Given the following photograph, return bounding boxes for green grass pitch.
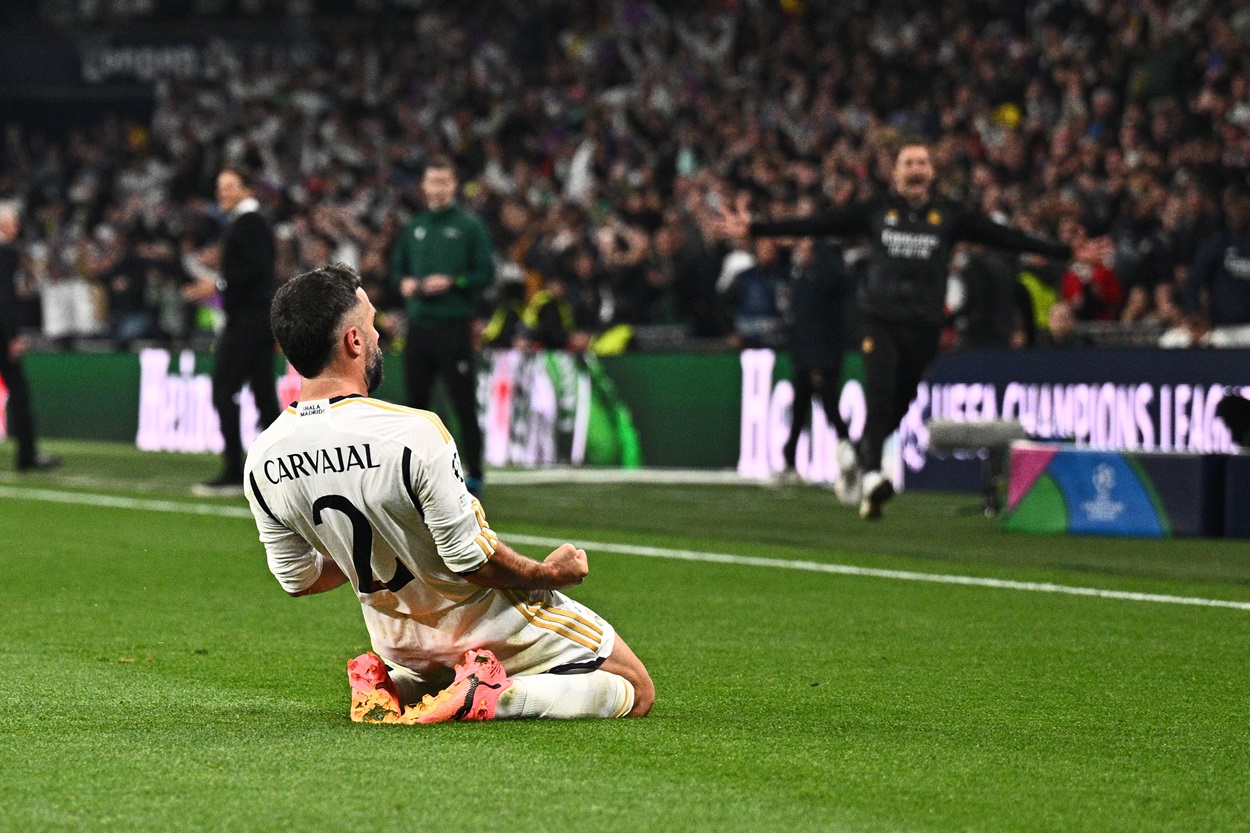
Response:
[2,439,1249,833]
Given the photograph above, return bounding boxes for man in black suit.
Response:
[185,168,281,493]
[0,202,59,472]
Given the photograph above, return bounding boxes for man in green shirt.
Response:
[392,157,495,497]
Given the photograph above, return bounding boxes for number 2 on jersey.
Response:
[312,494,415,594]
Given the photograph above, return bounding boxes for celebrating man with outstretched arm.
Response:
[721,139,1111,519]
[245,263,653,724]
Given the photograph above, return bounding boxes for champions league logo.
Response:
[1094,463,1115,493]
[1081,463,1126,523]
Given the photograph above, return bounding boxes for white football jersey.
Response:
[244,395,613,678]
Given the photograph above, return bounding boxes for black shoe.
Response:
[192,472,245,497]
[858,470,894,520]
[17,454,62,472]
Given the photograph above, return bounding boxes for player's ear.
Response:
[342,325,364,358]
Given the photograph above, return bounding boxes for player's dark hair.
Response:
[270,262,362,378]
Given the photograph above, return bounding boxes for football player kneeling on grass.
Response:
[245,263,653,723]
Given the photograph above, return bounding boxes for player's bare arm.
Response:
[461,542,588,590]
[289,557,350,597]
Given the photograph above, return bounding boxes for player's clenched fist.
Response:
[542,543,589,588]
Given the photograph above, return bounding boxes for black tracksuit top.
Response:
[751,193,1071,326]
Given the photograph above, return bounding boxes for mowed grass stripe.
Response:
[3,454,1248,833]
[5,484,1250,613]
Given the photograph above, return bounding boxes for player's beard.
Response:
[365,342,384,393]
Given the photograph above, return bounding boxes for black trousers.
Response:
[0,341,37,467]
[783,360,850,469]
[858,315,942,472]
[212,310,281,478]
[403,318,484,481]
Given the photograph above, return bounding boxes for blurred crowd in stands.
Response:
[3,0,1250,353]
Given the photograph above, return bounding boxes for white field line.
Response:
[0,485,254,518]
[3,485,1249,612]
[506,534,1250,612]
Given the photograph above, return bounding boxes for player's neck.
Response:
[298,373,368,402]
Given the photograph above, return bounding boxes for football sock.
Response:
[495,670,635,719]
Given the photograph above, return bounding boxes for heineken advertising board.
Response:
[126,348,640,467]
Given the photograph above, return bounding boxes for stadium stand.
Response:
[1,0,1249,352]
